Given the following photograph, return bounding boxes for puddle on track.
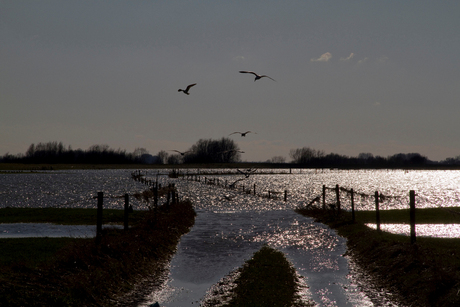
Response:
[140,210,403,307]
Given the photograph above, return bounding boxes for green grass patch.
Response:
[226,245,314,307]
[0,207,145,225]
[296,207,460,307]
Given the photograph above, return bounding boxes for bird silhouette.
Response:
[229,131,256,137]
[178,83,196,95]
[229,178,245,189]
[238,168,257,178]
[239,71,275,82]
[170,150,191,156]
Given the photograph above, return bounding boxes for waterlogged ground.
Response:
[139,174,410,306]
[1,168,460,210]
[2,169,460,306]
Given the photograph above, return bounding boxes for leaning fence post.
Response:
[124,193,129,230]
[322,185,326,210]
[351,188,355,223]
[97,192,103,241]
[375,191,380,231]
[410,190,416,244]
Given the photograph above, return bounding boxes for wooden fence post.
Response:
[322,185,326,210]
[254,184,256,195]
[336,184,341,214]
[172,184,176,204]
[284,190,287,202]
[153,186,158,208]
[410,190,416,244]
[351,188,355,223]
[124,194,129,230]
[97,192,103,241]
[166,184,171,208]
[375,191,380,231]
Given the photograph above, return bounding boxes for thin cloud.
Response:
[378,56,389,63]
[233,55,246,62]
[340,53,354,61]
[358,57,368,64]
[311,52,332,62]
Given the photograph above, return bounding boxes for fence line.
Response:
[133,170,457,244]
[313,184,420,243]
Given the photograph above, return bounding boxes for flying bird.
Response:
[239,71,275,82]
[229,131,256,137]
[229,178,245,189]
[178,83,197,95]
[238,168,257,178]
[170,150,191,156]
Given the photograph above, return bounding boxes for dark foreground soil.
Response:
[296,208,460,307]
[0,201,196,307]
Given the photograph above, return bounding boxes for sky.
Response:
[1,1,460,162]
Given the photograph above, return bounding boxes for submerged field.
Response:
[0,201,196,306]
[2,166,460,305]
[296,207,460,307]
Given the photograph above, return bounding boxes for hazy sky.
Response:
[2,1,460,162]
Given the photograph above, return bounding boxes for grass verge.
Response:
[223,245,314,307]
[0,200,196,307]
[296,207,460,307]
[0,207,146,225]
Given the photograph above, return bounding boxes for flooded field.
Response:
[1,168,460,306]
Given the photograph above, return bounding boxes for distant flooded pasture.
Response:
[1,168,460,306]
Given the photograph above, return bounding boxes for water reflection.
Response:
[0,223,123,238]
[2,169,460,211]
[2,169,458,306]
[141,210,357,307]
[365,223,460,238]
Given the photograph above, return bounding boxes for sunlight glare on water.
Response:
[2,169,458,306]
[365,223,460,238]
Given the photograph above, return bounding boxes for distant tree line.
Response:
[288,146,460,168]
[0,141,152,164]
[2,141,460,167]
[0,138,242,165]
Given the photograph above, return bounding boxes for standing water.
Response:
[2,169,460,306]
[139,170,426,306]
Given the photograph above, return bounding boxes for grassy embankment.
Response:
[224,245,315,307]
[0,201,196,306]
[296,207,460,307]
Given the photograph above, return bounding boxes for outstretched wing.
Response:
[228,132,241,136]
[239,71,259,77]
[185,83,197,91]
[261,75,275,81]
